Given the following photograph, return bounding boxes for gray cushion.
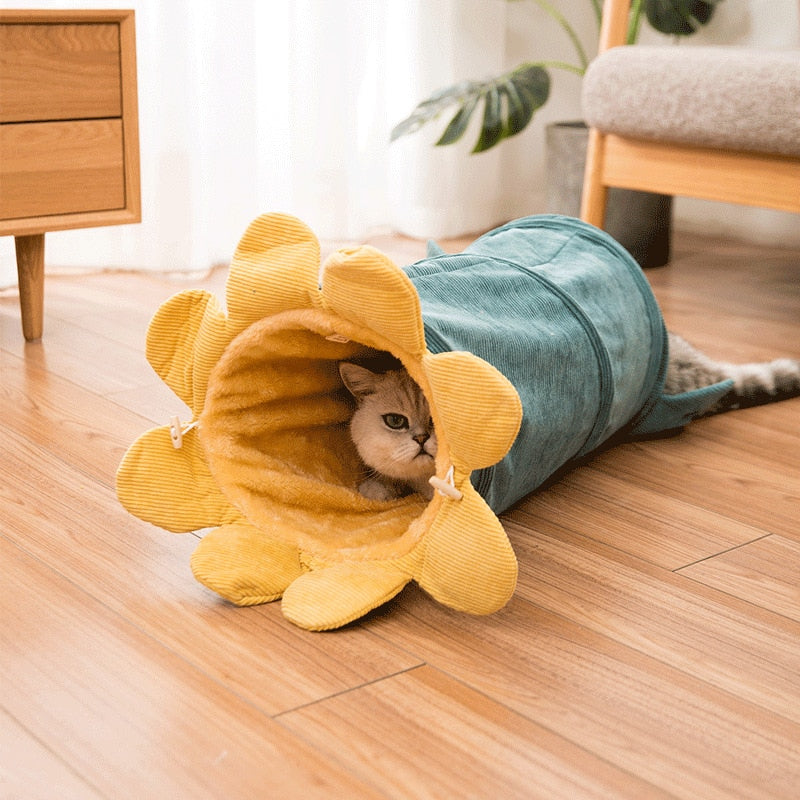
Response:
[582,46,800,157]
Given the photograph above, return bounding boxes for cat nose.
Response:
[413,432,429,446]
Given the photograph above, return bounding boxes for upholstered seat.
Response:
[583,46,800,158]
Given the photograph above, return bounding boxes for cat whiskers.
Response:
[394,444,427,466]
[357,465,384,481]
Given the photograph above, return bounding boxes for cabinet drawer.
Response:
[0,119,125,219]
[0,23,121,122]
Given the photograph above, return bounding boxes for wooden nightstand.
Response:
[0,9,140,340]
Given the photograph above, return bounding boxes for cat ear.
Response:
[338,362,378,398]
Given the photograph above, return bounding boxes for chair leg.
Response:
[580,128,609,229]
[15,234,45,341]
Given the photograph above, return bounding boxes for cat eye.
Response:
[382,413,409,430]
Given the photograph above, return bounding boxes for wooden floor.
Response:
[1,227,799,799]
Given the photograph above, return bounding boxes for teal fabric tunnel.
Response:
[404,215,732,513]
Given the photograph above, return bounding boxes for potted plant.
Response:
[391,0,723,266]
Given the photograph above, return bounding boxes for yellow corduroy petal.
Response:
[321,245,427,359]
[422,351,522,470]
[281,556,417,631]
[116,425,239,532]
[225,213,322,333]
[145,288,232,418]
[145,289,224,410]
[190,522,305,606]
[419,484,517,615]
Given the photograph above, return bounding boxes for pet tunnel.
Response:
[117,213,731,630]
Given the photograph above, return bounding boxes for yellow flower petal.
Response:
[190,301,238,415]
[418,483,517,614]
[321,246,427,358]
[116,425,238,532]
[281,559,413,630]
[225,213,321,333]
[423,351,522,470]
[145,290,225,410]
[190,522,304,606]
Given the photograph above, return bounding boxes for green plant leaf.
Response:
[504,64,550,137]
[644,0,721,36]
[500,82,532,138]
[473,86,503,153]
[512,63,551,99]
[435,94,481,146]
[390,80,479,142]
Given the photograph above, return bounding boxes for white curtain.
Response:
[2,0,798,287]
[1,0,546,285]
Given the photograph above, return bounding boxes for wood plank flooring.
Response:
[1,227,799,799]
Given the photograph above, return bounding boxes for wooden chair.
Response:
[580,0,800,236]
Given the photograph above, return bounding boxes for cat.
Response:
[664,333,800,412]
[339,361,437,501]
[340,338,800,501]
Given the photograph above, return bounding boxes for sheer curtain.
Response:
[0,0,536,286]
[3,0,797,288]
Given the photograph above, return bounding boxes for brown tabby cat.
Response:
[340,336,800,501]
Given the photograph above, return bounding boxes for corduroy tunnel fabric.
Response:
[406,215,732,512]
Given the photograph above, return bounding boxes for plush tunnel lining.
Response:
[199,308,432,560]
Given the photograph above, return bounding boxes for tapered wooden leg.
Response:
[15,234,45,341]
[580,128,609,229]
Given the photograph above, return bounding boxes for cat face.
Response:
[339,362,437,485]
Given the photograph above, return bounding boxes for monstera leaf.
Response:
[645,0,721,36]
[390,64,550,154]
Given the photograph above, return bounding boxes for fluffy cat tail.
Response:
[714,357,800,411]
[665,333,800,414]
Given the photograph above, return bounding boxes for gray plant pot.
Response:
[546,121,672,268]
